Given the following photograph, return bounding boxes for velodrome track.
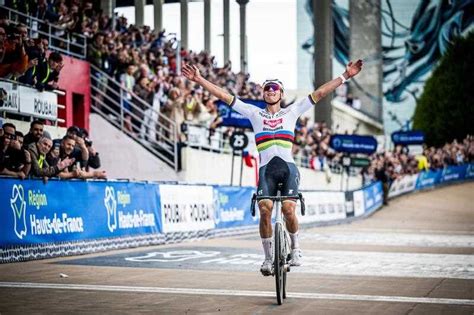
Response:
[0,182,473,314]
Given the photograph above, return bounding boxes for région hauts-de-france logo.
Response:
[104,186,117,232]
[10,184,27,239]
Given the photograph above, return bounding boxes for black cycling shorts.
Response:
[257,157,300,198]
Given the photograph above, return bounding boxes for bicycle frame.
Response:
[250,192,305,305]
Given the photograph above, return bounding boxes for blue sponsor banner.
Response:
[391,130,425,145]
[416,169,442,189]
[466,164,474,179]
[1,178,161,246]
[440,165,467,183]
[216,99,265,128]
[363,181,383,213]
[213,185,257,229]
[330,134,378,155]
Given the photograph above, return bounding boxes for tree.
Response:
[413,31,474,146]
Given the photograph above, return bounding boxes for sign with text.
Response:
[0,179,160,246]
[391,131,425,145]
[159,184,215,233]
[330,134,378,155]
[0,80,59,120]
[0,81,20,113]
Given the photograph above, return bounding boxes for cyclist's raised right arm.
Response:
[182,64,233,105]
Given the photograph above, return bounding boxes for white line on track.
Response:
[0,282,473,306]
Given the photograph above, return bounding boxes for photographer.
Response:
[1,130,32,179]
[80,128,101,170]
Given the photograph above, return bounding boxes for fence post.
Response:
[120,89,124,131]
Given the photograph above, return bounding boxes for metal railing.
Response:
[90,64,178,171]
[183,122,234,153]
[182,122,354,174]
[1,5,87,59]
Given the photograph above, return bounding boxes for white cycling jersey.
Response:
[230,95,316,167]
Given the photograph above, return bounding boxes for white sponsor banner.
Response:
[353,190,365,217]
[0,81,20,113]
[159,185,215,233]
[388,174,418,198]
[297,191,346,223]
[18,85,58,120]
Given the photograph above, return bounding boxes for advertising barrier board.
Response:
[0,179,160,246]
[296,191,347,223]
[159,184,215,233]
[213,186,256,229]
[388,174,418,198]
[363,181,383,213]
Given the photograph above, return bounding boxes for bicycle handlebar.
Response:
[250,193,305,217]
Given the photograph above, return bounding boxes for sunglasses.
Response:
[4,133,16,140]
[263,83,281,92]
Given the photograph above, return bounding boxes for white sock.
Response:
[261,237,272,260]
[289,231,300,250]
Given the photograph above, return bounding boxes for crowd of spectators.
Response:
[290,116,474,180]
[0,120,106,181]
[2,1,473,186]
[0,15,64,90]
[362,135,474,184]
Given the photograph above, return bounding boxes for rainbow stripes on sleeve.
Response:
[255,130,294,152]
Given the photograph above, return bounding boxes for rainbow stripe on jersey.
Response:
[255,130,294,152]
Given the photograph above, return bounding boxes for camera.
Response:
[84,137,93,147]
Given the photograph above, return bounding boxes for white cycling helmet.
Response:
[262,79,284,92]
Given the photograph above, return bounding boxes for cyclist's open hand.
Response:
[182,64,201,82]
[346,59,363,78]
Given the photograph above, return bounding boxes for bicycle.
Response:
[250,189,305,305]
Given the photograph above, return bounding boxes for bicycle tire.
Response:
[283,231,289,299]
[274,222,284,305]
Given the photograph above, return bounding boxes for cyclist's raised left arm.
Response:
[310,59,363,104]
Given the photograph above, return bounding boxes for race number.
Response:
[230,131,249,150]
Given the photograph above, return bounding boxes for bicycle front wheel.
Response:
[274,222,284,305]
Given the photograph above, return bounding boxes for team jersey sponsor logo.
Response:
[263,118,283,128]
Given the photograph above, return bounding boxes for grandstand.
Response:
[0,1,473,313]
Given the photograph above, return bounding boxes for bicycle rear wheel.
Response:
[274,222,284,305]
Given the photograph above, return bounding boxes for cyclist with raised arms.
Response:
[182,60,363,275]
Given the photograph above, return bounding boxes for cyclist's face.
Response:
[263,84,282,104]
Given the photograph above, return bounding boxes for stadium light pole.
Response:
[223,0,230,64]
[101,0,116,29]
[204,0,211,52]
[180,0,189,50]
[237,0,249,74]
[134,0,145,26]
[349,0,383,123]
[154,0,164,34]
[313,0,333,127]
